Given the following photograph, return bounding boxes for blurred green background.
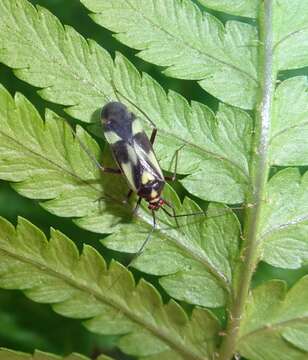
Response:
[0,1,307,359]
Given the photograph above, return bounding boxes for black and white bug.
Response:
[102,101,173,213]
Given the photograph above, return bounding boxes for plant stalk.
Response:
[217,2,276,359]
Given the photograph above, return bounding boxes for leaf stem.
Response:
[218,2,276,359]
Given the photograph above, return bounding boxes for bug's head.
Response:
[148,197,165,211]
[138,180,165,210]
[101,101,129,123]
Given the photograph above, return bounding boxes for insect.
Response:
[102,102,177,211]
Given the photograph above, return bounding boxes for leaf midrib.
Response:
[260,214,308,241]
[0,246,206,360]
[273,26,308,52]
[269,120,308,144]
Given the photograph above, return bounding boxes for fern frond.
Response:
[0,86,240,306]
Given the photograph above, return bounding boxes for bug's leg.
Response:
[122,189,133,204]
[103,167,122,174]
[162,199,180,228]
[150,128,158,145]
[128,210,157,267]
[72,124,121,174]
[133,197,142,216]
[164,144,185,181]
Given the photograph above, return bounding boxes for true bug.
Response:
[101,102,177,212]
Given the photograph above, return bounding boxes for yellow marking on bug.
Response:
[132,118,144,134]
[121,162,137,191]
[104,131,122,144]
[142,171,155,185]
[126,144,138,165]
[151,190,158,199]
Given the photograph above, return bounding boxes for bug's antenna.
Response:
[161,203,255,220]
[107,210,157,291]
[73,130,105,172]
[110,81,157,129]
[132,209,157,260]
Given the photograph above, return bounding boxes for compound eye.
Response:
[159,199,164,206]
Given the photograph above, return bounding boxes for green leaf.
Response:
[273,0,308,71]
[258,168,308,269]
[97,356,114,360]
[0,0,114,122]
[197,0,258,18]
[0,85,108,218]
[0,0,252,204]
[81,0,258,109]
[113,54,252,204]
[0,348,110,360]
[0,85,241,306]
[270,77,308,166]
[238,277,308,360]
[0,216,219,360]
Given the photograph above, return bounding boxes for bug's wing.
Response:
[115,135,164,193]
[132,131,164,183]
[111,132,164,193]
[110,140,139,192]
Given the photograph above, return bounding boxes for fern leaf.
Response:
[0,0,252,204]
[270,77,308,165]
[0,86,106,218]
[0,216,219,360]
[0,86,239,306]
[238,277,308,359]
[259,168,308,269]
[0,0,114,122]
[81,0,258,109]
[273,0,308,70]
[196,0,258,18]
